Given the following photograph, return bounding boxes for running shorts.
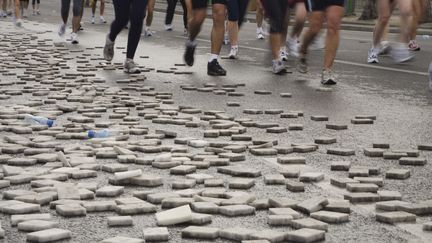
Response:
[192,0,227,9]
[305,0,344,11]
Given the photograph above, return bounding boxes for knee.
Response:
[399,8,412,18]
[378,15,390,25]
[327,19,341,33]
[212,8,225,23]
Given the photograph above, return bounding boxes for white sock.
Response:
[208,54,218,63]
[257,27,263,33]
[186,40,196,47]
[146,25,150,30]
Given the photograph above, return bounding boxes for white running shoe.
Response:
[256,28,265,40]
[124,58,141,74]
[280,48,288,62]
[100,16,106,23]
[257,32,264,40]
[14,18,22,27]
[378,41,391,55]
[91,16,95,24]
[58,23,66,36]
[287,37,299,57]
[391,45,414,63]
[311,36,325,50]
[164,24,173,31]
[70,32,79,44]
[272,60,286,74]
[228,46,238,59]
[367,48,379,64]
[321,69,337,85]
[144,27,153,37]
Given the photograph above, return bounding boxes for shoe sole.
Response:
[124,70,141,74]
[207,72,226,76]
[273,69,287,75]
[321,80,337,85]
[393,56,414,64]
[297,67,308,74]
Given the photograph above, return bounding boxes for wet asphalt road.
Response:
[0,1,432,242]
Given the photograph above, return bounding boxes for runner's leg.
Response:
[323,5,344,71]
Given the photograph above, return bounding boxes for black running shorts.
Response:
[192,0,227,9]
[305,0,344,12]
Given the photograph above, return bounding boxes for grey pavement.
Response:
[0,1,431,243]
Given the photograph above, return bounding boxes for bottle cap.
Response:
[47,119,54,128]
[88,130,95,138]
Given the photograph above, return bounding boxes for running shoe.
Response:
[184,42,196,66]
[280,48,288,62]
[297,57,308,74]
[256,28,265,40]
[14,18,22,27]
[391,46,414,63]
[144,27,153,37]
[183,28,188,37]
[272,60,286,75]
[408,40,420,51]
[124,59,141,74]
[32,11,36,16]
[228,46,238,59]
[103,35,114,61]
[367,48,379,64]
[257,32,264,40]
[287,37,299,57]
[91,16,95,24]
[310,36,325,50]
[78,23,83,31]
[321,69,337,85]
[207,59,227,76]
[36,10,40,15]
[58,23,66,36]
[378,41,391,55]
[100,16,106,23]
[0,11,5,17]
[70,32,79,44]
[164,24,173,31]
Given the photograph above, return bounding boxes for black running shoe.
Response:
[207,59,227,76]
[184,43,196,66]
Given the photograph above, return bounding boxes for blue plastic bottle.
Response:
[88,129,119,138]
[24,114,54,127]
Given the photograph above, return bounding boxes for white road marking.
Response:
[175,36,428,77]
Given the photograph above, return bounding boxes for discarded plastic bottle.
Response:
[429,62,432,91]
[24,114,54,127]
[87,129,119,138]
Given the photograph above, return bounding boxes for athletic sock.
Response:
[208,54,219,63]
